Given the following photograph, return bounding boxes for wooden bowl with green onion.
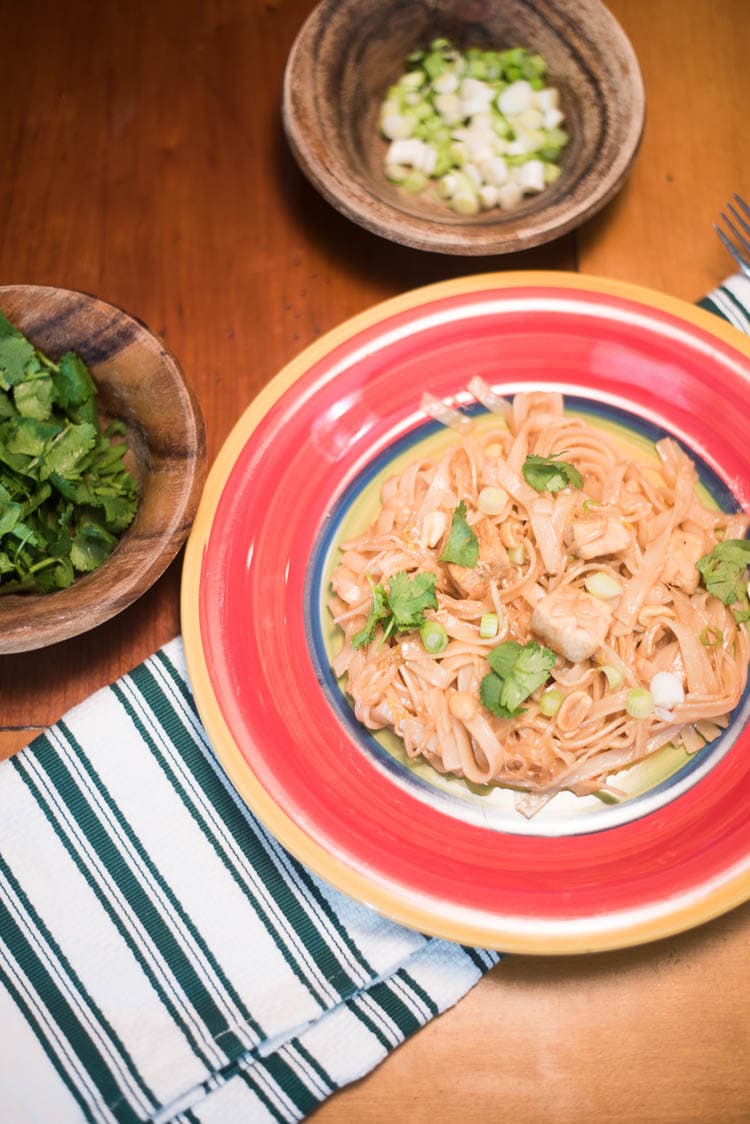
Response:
[0,284,206,653]
[282,0,645,255]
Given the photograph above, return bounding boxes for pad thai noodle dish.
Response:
[327,385,750,817]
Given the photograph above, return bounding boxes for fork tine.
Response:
[715,194,750,278]
[714,222,750,279]
[728,200,750,240]
[722,211,750,258]
[733,193,750,221]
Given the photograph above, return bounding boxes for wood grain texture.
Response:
[0,284,206,653]
[577,0,750,301]
[0,0,748,1121]
[0,0,575,728]
[283,0,645,254]
[316,902,750,1123]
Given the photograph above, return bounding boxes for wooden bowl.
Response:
[0,285,206,653]
[283,0,645,255]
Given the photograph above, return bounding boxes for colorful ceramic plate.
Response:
[181,272,750,954]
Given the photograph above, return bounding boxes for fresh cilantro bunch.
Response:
[522,453,583,493]
[0,311,140,593]
[352,570,438,648]
[696,539,750,623]
[480,639,556,718]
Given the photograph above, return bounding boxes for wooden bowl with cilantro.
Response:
[0,284,206,652]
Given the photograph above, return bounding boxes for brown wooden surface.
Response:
[1,1,748,1120]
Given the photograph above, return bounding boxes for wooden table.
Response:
[1,1,748,1119]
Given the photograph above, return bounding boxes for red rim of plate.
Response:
[181,272,750,954]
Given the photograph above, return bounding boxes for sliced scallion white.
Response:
[539,687,564,717]
[479,612,499,639]
[477,485,508,516]
[699,625,723,647]
[601,664,625,691]
[421,619,449,653]
[626,687,654,719]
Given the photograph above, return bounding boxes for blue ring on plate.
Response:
[305,395,748,837]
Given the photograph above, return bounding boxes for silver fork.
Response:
[715,194,750,277]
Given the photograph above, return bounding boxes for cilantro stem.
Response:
[36,352,60,373]
[28,555,61,574]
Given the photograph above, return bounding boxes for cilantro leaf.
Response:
[480,640,556,718]
[0,334,38,389]
[0,312,141,593]
[3,417,61,457]
[351,579,390,649]
[0,500,22,537]
[13,376,55,420]
[387,571,438,628]
[0,388,17,419]
[439,500,479,567]
[53,351,97,412]
[478,670,506,717]
[0,311,17,339]
[96,491,139,532]
[40,422,98,480]
[522,453,583,493]
[70,514,118,572]
[350,571,437,649]
[696,538,750,623]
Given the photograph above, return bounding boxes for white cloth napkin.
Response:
[0,638,498,1124]
[0,275,747,1123]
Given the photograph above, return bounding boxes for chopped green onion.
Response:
[626,687,653,719]
[400,70,425,91]
[479,613,499,639]
[601,664,625,691]
[420,619,448,654]
[379,40,568,214]
[403,170,428,193]
[700,625,723,647]
[477,486,508,516]
[450,184,479,215]
[539,687,564,716]
[584,572,622,601]
[385,163,409,184]
[508,545,525,565]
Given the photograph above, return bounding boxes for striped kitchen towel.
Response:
[0,637,499,1124]
[697,272,750,331]
[0,273,747,1124]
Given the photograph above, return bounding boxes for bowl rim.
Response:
[282,0,646,255]
[0,283,207,653]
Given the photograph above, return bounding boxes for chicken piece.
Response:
[661,529,704,594]
[445,517,511,600]
[531,586,613,663]
[566,512,631,560]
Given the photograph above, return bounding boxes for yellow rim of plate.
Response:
[181,270,750,955]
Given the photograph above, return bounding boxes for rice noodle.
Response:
[328,392,749,813]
